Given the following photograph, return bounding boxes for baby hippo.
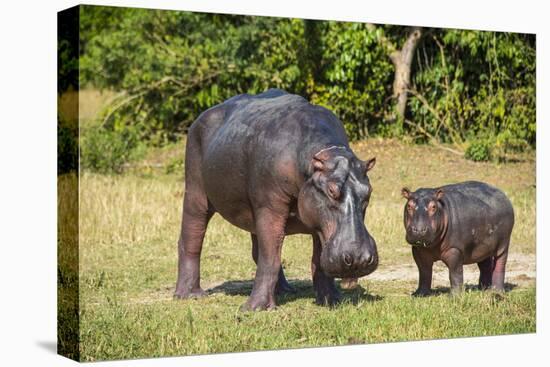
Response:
[401,181,514,296]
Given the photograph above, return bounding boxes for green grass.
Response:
[63,138,536,362]
[79,285,535,361]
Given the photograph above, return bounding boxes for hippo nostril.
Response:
[366,254,375,266]
[362,254,372,267]
[343,253,353,267]
[411,226,427,235]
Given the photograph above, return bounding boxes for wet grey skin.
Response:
[401,181,514,296]
[174,89,378,310]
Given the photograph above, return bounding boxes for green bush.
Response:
[164,156,184,175]
[464,130,531,162]
[464,140,491,162]
[311,22,393,139]
[409,31,535,148]
[81,126,145,174]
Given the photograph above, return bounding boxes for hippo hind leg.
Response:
[491,245,510,292]
[174,128,215,300]
[477,257,493,290]
[174,198,214,299]
[252,234,295,295]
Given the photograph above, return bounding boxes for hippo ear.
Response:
[435,189,444,201]
[401,187,411,199]
[312,158,325,171]
[365,157,376,173]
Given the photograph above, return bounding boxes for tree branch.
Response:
[100,70,225,128]
[406,87,464,146]
[366,23,397,55]
[404,119,464,156]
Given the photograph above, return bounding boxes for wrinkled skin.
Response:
[174,89,378,310]
[401,181,514,296]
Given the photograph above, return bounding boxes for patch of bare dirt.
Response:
[367,252,536,287]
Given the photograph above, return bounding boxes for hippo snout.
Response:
[321,238,378,278]
[406,226,433,247]
[410,226,428,235]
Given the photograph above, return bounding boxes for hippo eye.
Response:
[428,202,437,215]
[327,182,341,201]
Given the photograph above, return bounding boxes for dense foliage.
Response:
[77,5,535,172]
[409,30,535,155]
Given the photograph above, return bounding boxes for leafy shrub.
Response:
[164,156,184,175]
[81,126,145,174]
[312,22,393,139]
[465,140,491,162]
[409,31,535,149]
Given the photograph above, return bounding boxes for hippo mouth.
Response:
[410,240,430,248]
[323,265,378,279]
[406,231,434,248]
[406,236,435,248]
[320,253,379,279]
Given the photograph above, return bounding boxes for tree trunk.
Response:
[390,27,423,122]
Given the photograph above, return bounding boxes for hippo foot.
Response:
[314,275,341,306]
[412,289,431,297]
[340,278,359,290]
[240,296,277,312]
[173,287,207,300]
[315,291,341,307]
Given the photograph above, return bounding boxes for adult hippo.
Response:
[401,181,514,296]
[175,89,378,310]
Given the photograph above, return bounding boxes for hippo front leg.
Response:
[241,209,287,311]
[251,234,295,295]
[412,247,433,297]
[441,248,464,295]
[312,235,341,306]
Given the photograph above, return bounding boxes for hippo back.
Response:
[201,89,350,179]
[440,181,514,217]
[438,181,514,249]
